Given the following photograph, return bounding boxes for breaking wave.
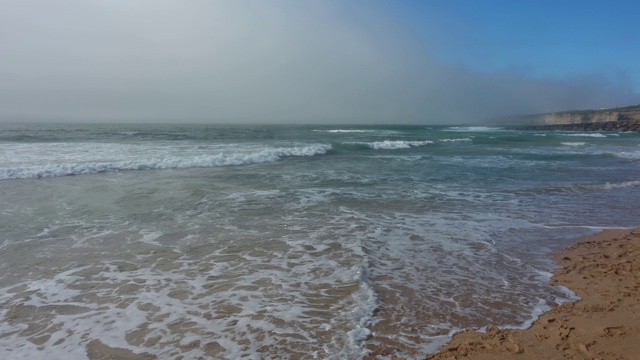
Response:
[439,138,473,142]
[563,133,607,138]
[314,129,376,133]
[347,140,434,150]
[613,150,640,160]
[561,142,586,146]
[0,144,332,180]
[604,180,640,190]
[445,126,503,132]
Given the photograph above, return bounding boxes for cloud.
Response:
[0,0,638,124]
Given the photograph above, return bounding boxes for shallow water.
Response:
[1,124,639,359]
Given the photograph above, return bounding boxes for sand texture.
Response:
[426,227,640,360]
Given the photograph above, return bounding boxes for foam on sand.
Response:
[427,227,640,359]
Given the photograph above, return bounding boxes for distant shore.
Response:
[426,227,640,359]
[510,119,640,132]
[491,104,640,129]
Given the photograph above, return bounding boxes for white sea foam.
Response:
[0,143,331,180]
[314,129,375,133]
[138,230,164,246]
[496,298,552,331]
[439,138,472,142]
[2,123,639,359]
[445,126,503,132]
[343,267,377,359]
[542,225,609,231]
[356,140,433,150]
[604,180,640,189]
[561,142,586,146]
[0,237,371,359]
[613,150,640,159]
[563,133,607,138]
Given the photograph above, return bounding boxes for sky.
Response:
[1,0,639,124]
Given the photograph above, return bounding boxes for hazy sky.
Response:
[1,0,639,124]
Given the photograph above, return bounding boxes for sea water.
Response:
[0,124,639,359]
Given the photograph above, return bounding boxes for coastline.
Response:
[425,227,640,360]
[509,119,640,132]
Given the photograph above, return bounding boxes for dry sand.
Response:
[426,227,640,360]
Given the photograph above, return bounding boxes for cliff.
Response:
[492,104,640,127]
[513,119,640,132]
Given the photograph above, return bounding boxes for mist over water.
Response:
[1,124,639,359]
[1,1,639,124]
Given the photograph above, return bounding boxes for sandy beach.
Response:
[426,227,640,360]
[79,227,640,360]
[2,124,639,359]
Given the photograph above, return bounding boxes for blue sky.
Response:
[0,0,639,124]
[390,0,640,88]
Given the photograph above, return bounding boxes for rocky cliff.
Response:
[513,119,640,132]
[492,104,640,127]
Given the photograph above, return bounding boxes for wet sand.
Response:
[21,228,640,359]
[426,227,640,360]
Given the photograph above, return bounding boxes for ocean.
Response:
[0,123,639,359]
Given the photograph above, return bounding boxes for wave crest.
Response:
[350,140,433,150]
[0,144,332,180]
[563,133,607,138]
[604,180,640,189]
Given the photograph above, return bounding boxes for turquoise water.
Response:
[1,124,639,359]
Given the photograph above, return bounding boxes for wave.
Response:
[538,180,640,193]
[0,144,331,180]
[313,129,375,133]
[445,126,503,132]
[352,140,434,150]
[439,138,473,142]
[604,180,640,189]
[563,133,607,138]
[561,142,586,146]
[613,150,640,160]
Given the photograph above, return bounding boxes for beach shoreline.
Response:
[425,227,640,360]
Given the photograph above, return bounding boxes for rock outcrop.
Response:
[513,119,640,132]
[491,104,640,131]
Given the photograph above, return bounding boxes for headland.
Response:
[491,104,640,131]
